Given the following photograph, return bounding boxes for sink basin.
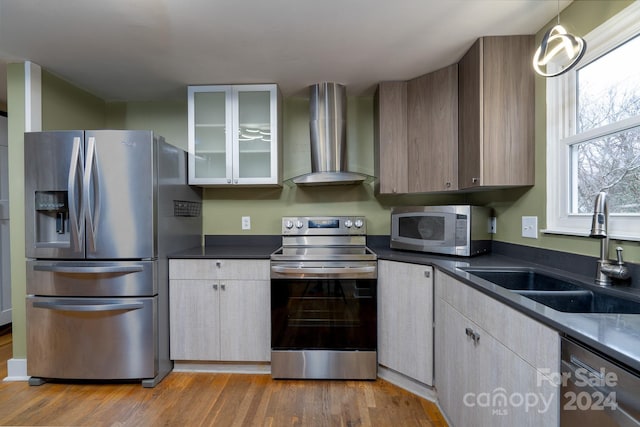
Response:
[514,289,640,314]
[461,267,640,314]
[462,268,584,291]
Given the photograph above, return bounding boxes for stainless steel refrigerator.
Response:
[24,130,202,387]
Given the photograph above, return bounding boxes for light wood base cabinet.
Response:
[378,260,433,385]
[169,259,270,362]
[434,270,559,426]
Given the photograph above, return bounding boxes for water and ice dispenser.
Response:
[34,190,69,243]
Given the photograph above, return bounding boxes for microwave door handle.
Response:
[67,136,84,251]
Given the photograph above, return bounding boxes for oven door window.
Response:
[271,278,377,351]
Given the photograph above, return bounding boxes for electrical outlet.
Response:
[522,216,538,239]
[241,216,251,230]
[489,217,497,234]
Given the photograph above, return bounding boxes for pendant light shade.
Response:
[533,24,586,77]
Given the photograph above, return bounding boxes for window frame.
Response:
[545,2,640,241]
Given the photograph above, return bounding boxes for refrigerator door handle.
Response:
[33,264,145,274]
[33,301,145,312]
[83,136,101,253]
[67,136,85,251]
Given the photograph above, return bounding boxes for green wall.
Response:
[104,0,640,262]
[6,0,640,363]
[7,67,108,359]
[41,71,106,130]
[106,95,465,236]
[470,0,639,263]
[106,101,188,149]
[7,63,27,360]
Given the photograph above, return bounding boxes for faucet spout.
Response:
[589,191,631,286]
[590,191,608,238]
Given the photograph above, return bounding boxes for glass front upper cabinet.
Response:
[188,84,281,186]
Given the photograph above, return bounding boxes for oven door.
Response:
[270,261,377,379]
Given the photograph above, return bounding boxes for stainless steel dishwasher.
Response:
[561,336,640,426]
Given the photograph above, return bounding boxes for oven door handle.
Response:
[271,265,376,275]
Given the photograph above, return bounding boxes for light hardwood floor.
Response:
[0,331,447,426]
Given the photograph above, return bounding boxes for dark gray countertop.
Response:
[171,244,279,259]
[371,242,640,374]
[170,237,640,373]
[169,235,280,259]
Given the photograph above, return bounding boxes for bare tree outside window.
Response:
[571,35,640,213]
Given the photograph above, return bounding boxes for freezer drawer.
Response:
[26,296,157,380]
[26,260,156,297]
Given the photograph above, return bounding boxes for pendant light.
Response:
[532,1,586,77]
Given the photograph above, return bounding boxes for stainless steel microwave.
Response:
[390,205,492,256]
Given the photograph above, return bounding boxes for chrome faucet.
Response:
[589,191,631,286]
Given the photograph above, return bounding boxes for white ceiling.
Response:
[0,0,570,104]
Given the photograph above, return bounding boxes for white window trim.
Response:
[545,1,640,241]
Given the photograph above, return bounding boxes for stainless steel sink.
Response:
[461,267,640,314]
[461,269,583,291]
[514,289,640,314]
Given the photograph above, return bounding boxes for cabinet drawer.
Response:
[27,296,156,379]
[170,259,270,280]
[436,270,559,373]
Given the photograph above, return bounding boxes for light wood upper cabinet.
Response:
[374,81,408,194]
[375,64,458,194]
[458,36,535,189]
[407,64,458,192]
[188,84,282,186]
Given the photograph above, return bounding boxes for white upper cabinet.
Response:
[188,84,281,186]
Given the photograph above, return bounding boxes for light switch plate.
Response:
[522,216,538,239]
[241,216,251,230]
[489,217,497,234]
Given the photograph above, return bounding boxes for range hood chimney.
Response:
[293,82,366,186]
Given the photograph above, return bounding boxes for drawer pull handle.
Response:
[34,265,144,274]
[33,301,144,312]
[465,327,480,345]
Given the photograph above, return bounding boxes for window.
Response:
[546,2,640,240]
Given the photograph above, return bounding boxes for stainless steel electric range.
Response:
[270,216,377,380]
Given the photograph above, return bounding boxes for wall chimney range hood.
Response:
[293,82,367,186]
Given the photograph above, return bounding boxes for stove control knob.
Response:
[295,220,304,229]
[344,219,353,228]
[284,220,294,229]
[354,219,364,228]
